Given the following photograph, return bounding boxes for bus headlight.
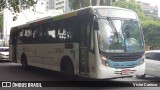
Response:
[100,54,109,67]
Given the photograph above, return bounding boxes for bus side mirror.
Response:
[94,20,99,30]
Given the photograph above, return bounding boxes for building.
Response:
[55,0,70,12]
[138,1,159,16]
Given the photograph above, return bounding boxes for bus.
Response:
[9,6,145,79]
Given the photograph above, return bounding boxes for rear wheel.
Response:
[21,55,28,70]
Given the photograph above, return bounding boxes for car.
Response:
[0,47,9,61]
[137,50,160,78]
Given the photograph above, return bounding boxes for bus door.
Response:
[79,20,91,75]
[10,30,17,62]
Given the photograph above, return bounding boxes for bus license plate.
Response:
[122,69,130,75]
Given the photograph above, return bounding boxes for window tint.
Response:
[23,28,33,43]
[12,16,93,44]
[44,23,56,42]
[33,26,44,42]
[16,30,23,43]
[57,21,74,42]
[145,53,151,59]
[146,52,160,61]
[15,28,34,44]
[150,52,160,61]
[58,28,67,40]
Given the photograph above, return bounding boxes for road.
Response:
[0,61,160,90]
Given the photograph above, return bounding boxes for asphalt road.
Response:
[0,61,160,90]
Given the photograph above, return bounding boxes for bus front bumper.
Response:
[96,63,145,79]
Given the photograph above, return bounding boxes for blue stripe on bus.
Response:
[108,59,141,68]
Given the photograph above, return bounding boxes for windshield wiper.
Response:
[107,17,119,42]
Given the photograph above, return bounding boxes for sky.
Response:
[136,0,160,16]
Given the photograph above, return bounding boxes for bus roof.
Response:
[11,6,136,30]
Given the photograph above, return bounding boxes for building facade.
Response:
[55,0,70,12]
[138,1,159,16]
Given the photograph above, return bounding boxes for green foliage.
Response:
[0,0,37,31]
[0,0,37,13]
[141,20,160,49]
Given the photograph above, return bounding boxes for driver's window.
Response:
[145,53,151,59]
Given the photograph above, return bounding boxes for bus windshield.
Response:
[98,18,144,53]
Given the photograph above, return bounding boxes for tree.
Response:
[0,0,37,20]
[141,20,160,49]
[0,0,37,13]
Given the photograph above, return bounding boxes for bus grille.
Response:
[107,54,141,62]
[108,59,141,68]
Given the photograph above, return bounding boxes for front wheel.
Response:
[136,74,145,79]
[61,62,75,80]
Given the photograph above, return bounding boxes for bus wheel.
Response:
[21,55,28,70]
[136,74,145,79]
[61,61,75,80]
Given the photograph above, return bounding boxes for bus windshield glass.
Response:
[98,18,144,53]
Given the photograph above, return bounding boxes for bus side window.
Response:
[33,30,37,39]
[44,22,56,43]
[32,26,44,43]
[57,21,74,42]
[58,29,66,40]
[66,27,73,42]
[17,30,23,43]
[33,30,40,42]
[23,29,33,43]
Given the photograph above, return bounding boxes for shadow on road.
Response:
[141,76,160,82]
[1,62,160,88]
[21,66,133,87]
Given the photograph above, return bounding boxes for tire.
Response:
[136,74,145,79]
[21,55,28,70]
[61,61,75,80]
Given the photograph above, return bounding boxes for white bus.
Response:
[9,6,145,79]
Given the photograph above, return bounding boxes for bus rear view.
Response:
[94,7,145,79]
